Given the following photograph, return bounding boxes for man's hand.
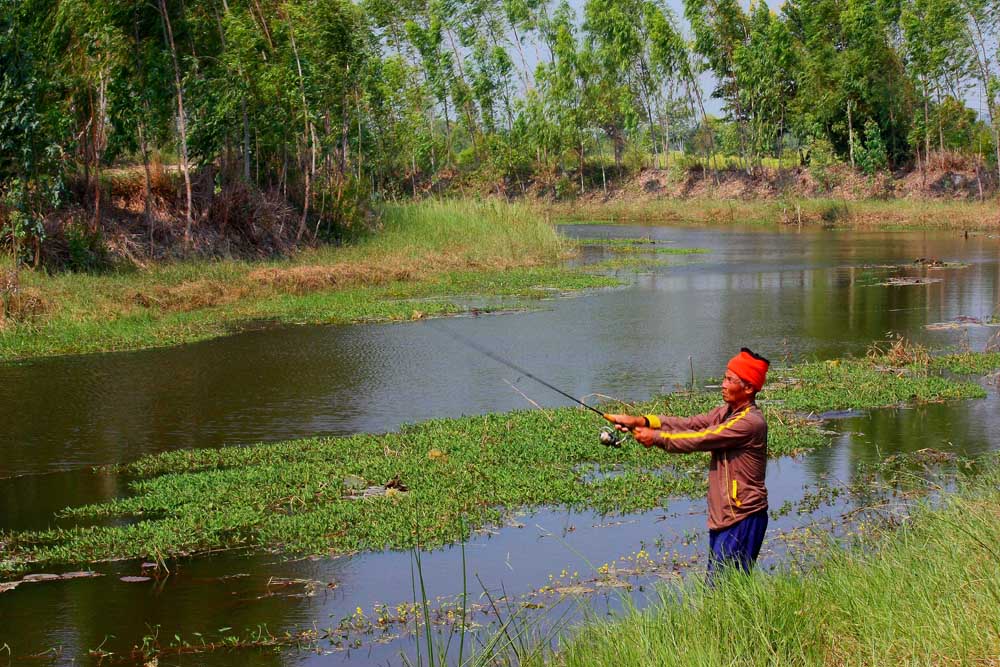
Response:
[604,414,647,432]
[632,427,659,448]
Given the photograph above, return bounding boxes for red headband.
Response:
[727,348,769,392]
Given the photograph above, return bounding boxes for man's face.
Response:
[722,370,754,406]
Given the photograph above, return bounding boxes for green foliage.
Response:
[62,220,109,272]
[806,138,841,191]
[1,182,42,265]
[785,0,913,166]
[855,118,889,176]
[0,0,998,254]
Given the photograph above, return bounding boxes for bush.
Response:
[1,180,46,267]
[855,119,888,176]
[670,152,705,180]
[553,174,575,200]
[62,220,109,272]
[807,138,841,191]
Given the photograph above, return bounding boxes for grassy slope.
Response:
[539,458,1000,667]
[1,200,619,360]
[0,352,993,577]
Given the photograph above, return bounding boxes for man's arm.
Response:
[647,411,716,432]
[605,406,721,433]
[634,406,757,453]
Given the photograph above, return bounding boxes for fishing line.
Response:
[425,320,609,421]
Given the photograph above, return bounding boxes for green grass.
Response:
[554,197,1000,230]
[762,357,984,412]
[536,456,1000,666]
[587,257,675,271]
[573,237,710,254]
[0,350,987,578]
[606,246,709,255]
[1,201,621,360]
[576,239,710,271]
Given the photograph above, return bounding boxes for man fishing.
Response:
[605,348,770,581]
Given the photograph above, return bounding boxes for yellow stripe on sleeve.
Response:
[658,407,752,442]
[645,414,661,429]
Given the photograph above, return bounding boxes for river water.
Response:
[1,224,998,664]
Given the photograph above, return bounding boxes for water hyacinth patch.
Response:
[0,351,989,577]
[930,351,1000,376]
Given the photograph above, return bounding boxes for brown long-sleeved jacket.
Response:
[646,402,767,531]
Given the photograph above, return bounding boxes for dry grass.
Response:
[126,247,551,314]
[0,267,47,330]
[135,279,251,312]
[867,335,932,368]
[923,149,985,173]
[248,262,418,293]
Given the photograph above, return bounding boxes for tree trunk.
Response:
[89,88,101,233]
[283,8,313,242]
[596,129,607,194]
[936,87,944,152]
[159,0,194,245]
[508,20,533,93]
[133,12,154,255]
[923,80,930,172]
[682,61,718,183]
[242,100,251,183]
[847,99,854,168]
[443,26,481,159]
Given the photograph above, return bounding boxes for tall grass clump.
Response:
[368,200,567,264]
[537,457,1000,666]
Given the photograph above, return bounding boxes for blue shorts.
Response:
[707,508,768,583]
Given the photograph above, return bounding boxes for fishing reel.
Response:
[599,426,627,448]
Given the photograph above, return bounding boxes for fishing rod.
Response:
[426,320,629,447]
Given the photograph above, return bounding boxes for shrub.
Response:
[855,119,888,176]
[807,138,841,191]
[62,220,109,272]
